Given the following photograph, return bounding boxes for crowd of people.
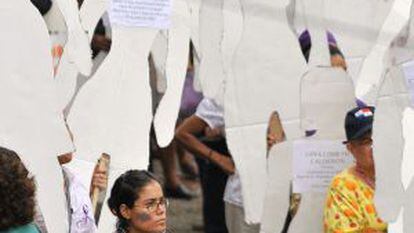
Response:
[0,103,385,233]
[0,1,389,233]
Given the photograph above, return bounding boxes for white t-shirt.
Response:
[62,166,97,233]
[195,98,243,207]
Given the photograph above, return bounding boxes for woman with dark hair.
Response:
[0,147,40,233]
[108,170,168,233]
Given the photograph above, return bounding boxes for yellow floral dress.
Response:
[323,168,387,233]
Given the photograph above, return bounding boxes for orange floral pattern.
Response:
[323,169,387,233]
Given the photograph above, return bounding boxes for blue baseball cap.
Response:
[343,106,375,144]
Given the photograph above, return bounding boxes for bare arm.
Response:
[175,115,235,175]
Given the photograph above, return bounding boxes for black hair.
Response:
[107,170,161,233]
[0,147,36,231]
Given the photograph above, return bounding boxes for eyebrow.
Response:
[142,197,164,203]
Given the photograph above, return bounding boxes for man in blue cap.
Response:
[323,106,388,233]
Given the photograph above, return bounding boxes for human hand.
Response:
[90,164,108,192]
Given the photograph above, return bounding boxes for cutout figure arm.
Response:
[355,0,413,104]
[153,0,191,147]
[55,0,92,76]
[175,115,235,174]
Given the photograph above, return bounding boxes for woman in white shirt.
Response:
[176,98,261,233]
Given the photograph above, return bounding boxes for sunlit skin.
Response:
[120,181,167,233]
[346,132,375,188]
[57,152,73,165]
[331,54,347,71]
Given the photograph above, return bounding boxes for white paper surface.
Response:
[324,0,394,58]
[153,0,191,147]
[302,0,330,67]
[151,31,168,93]
[401,107,414,190]
[300,67,356,136]
[198,0,226,100]
[402,61,414,106]
[65,28,159,232]
[57,0,109,113]
[288,193,325,233]
[109,0,172,29]
[67,28,157,169]
[405,180,414,232]
[0,1,74,232]
[292,140,353,193]
[55,0,93,76]
[187,0,202,54]
[373,66,408,222]
[389,2,414,66]
[226,0,307,223]
[260,141,293,233]
[260,120,302,232]
[43,0,67,32]
[389,209,404,233]
[355,0,412,104]
[346,57,364,85]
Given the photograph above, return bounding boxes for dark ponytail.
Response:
[107,170,161,233]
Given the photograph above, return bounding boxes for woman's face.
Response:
[121,181,167,233]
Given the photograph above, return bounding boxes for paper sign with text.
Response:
[293,139,354,193]
[109,0,172,29]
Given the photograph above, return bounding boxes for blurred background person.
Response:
[149,44,201,199]
[0,147,40,233]
[175,97,231,233]
[175,96,285,233]
[324,106,387,233]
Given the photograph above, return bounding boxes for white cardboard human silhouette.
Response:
[260,121,302,233]
[0,1,73,232]
[225,0,307,223]
[68,25,159,230]
[153,0,191,147]
[355,0,412,105]
[56,0,107,113]
[373,63,413,232]
[260,142,294,233]
[54,0,92,76]
[362,2,414,231]
[198,0,226,99]
[285,1,355,232]
[67,0,190,230]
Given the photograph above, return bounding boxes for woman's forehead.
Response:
[137,181,164,200]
